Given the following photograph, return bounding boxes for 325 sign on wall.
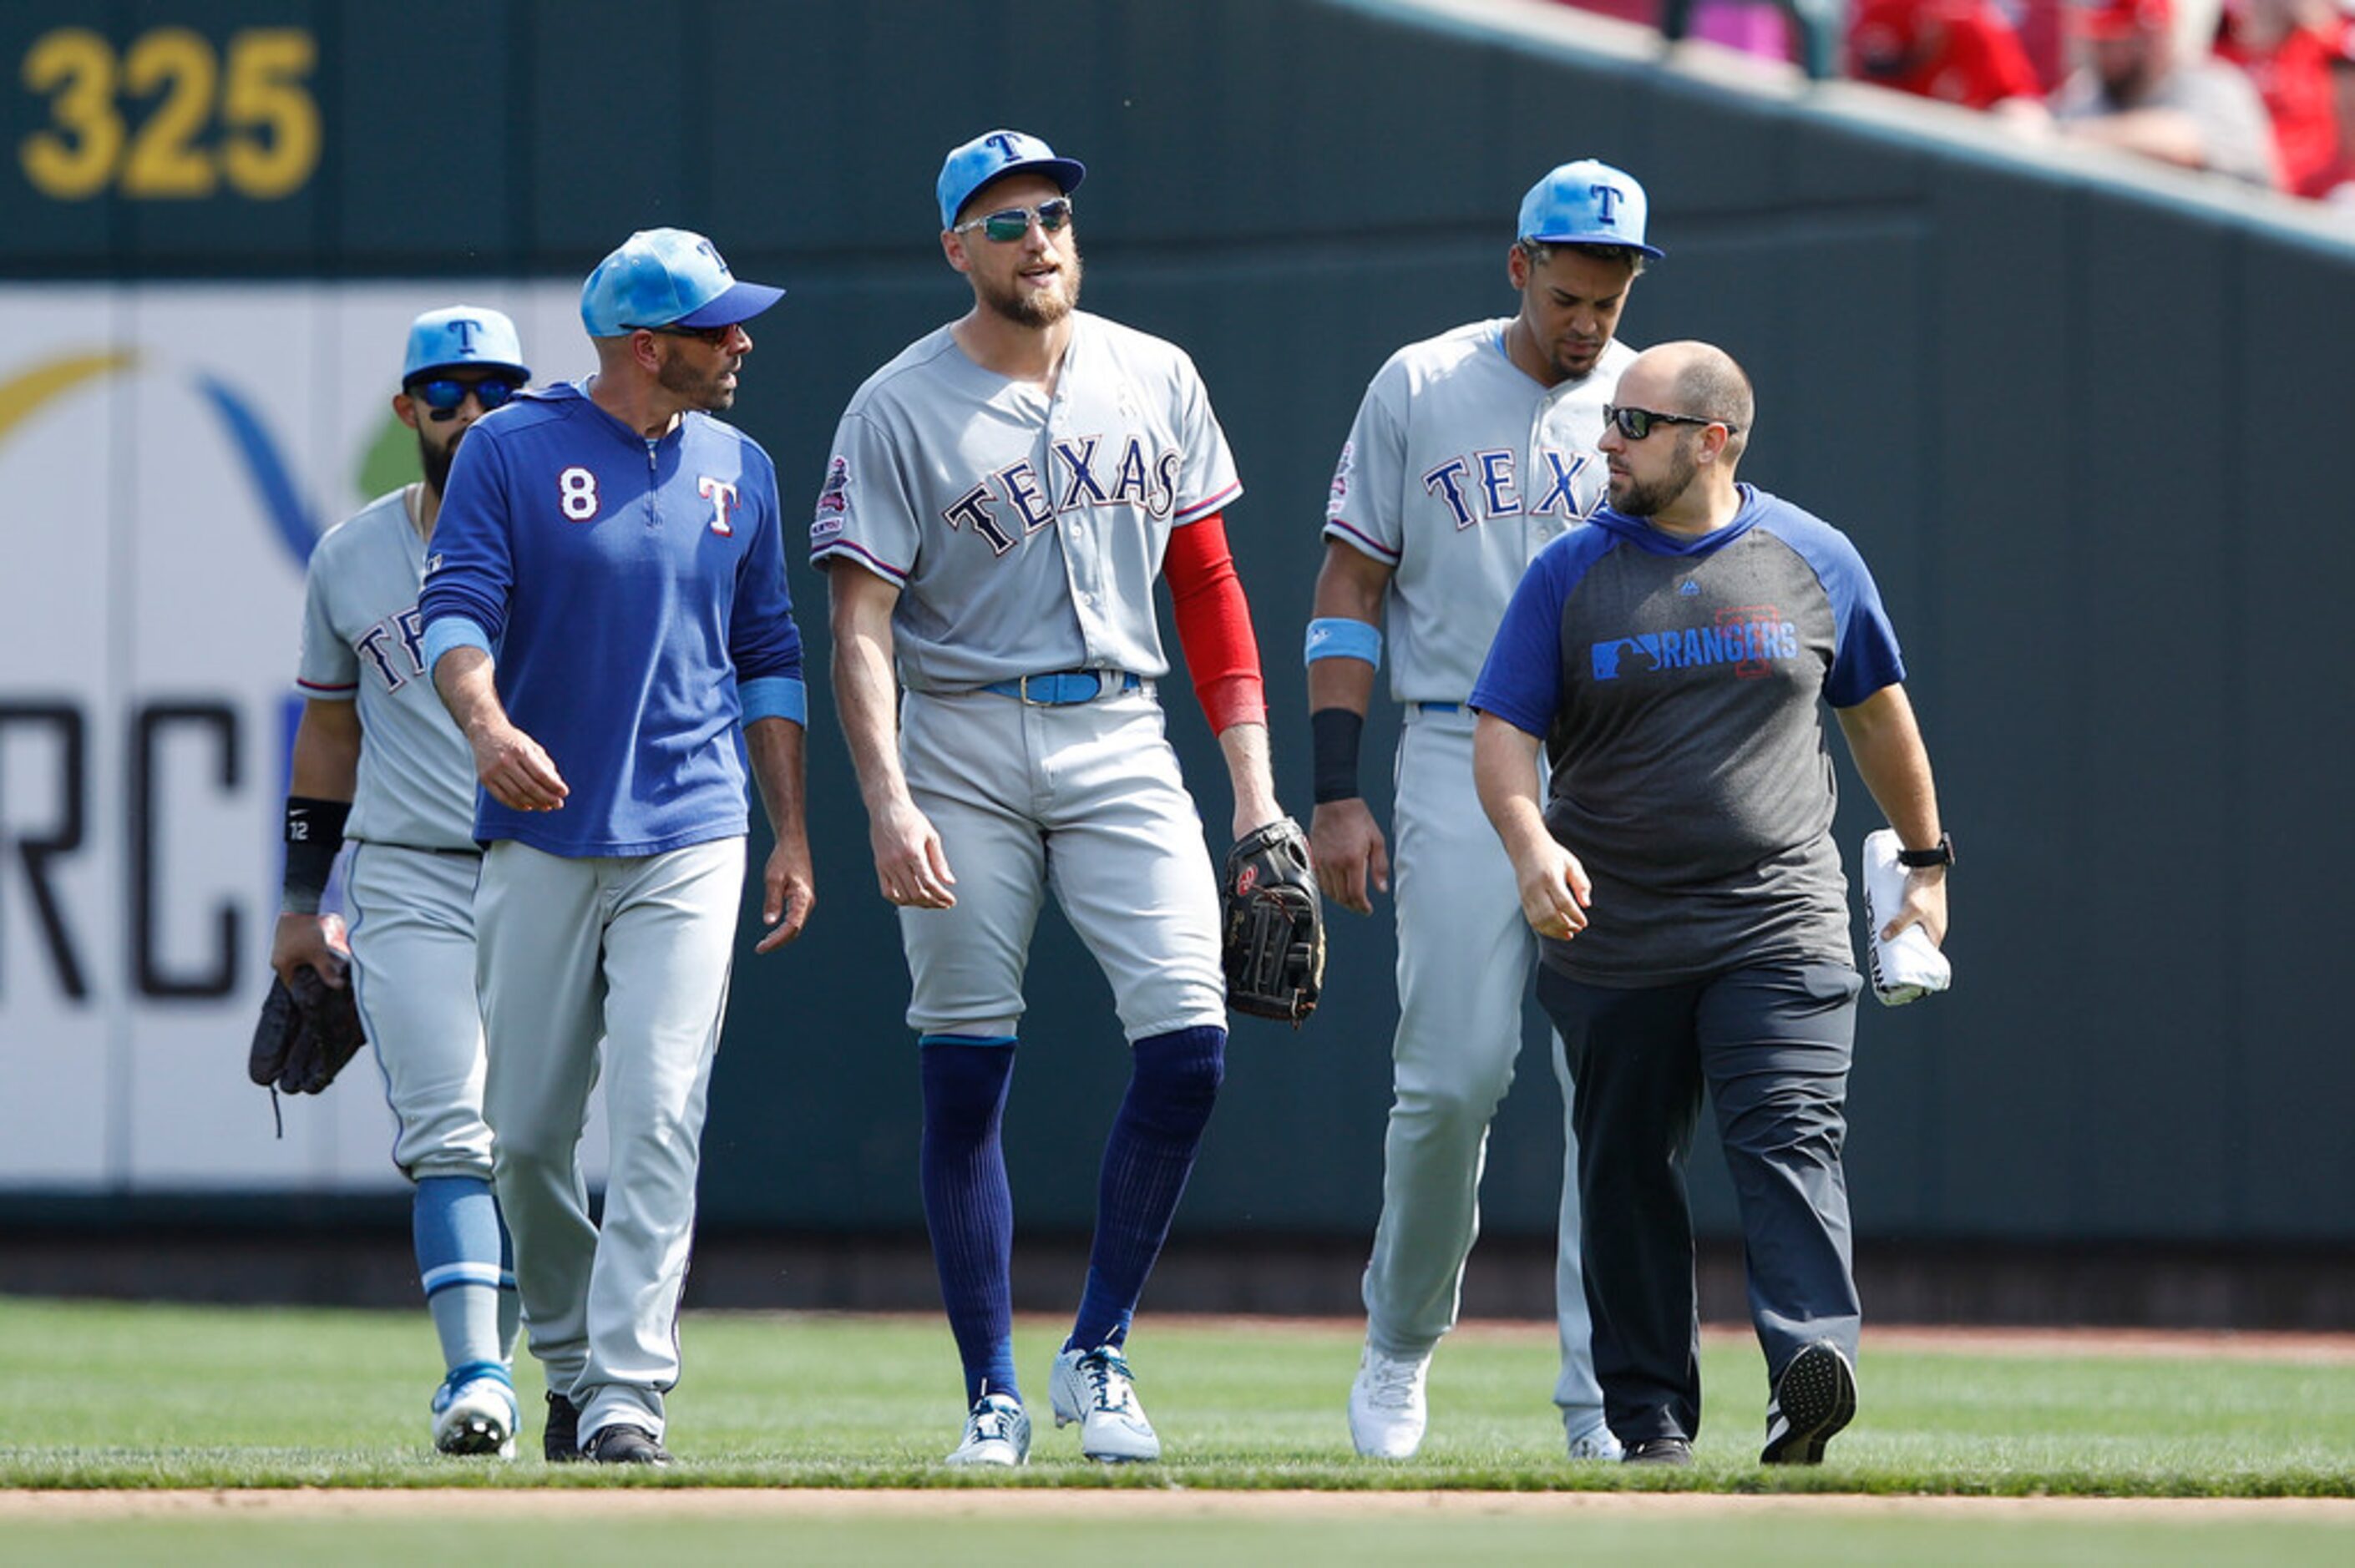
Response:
[18,26,319,200]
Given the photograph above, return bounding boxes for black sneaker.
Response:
[586,1424,673,1465]
[1622,1436,1694,1465]
[1760,1339,1857,1464]
[544,1392,582,1463]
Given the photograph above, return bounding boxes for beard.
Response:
[418,424,460,495]
[1608,438,1701,518]
[657,346,737,412]
[978,249,1083,329]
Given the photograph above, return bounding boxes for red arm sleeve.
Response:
[1162,511,1267,735]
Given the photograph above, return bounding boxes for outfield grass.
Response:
[5,1508,2354,1568]
[2,1297,2351,1498]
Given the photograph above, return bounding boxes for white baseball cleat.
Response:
[430,1365,519,1459]
[945,1390,1031,1466]
[1348,1344,1431,1459]
[1565,1417,1623,1462]
[1050,1344,1160,1462]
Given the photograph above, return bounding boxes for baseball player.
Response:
[419,229,813,1466]
[1308,161,1660,1462]
[815,129,1289,1467]
[271,306,531,1457]
[1471,340,1949,1464]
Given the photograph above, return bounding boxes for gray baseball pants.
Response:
[475,836,741,1449]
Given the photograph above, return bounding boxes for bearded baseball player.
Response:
[268,306,532,1456]
[420,230,813,1465]
[1309,161,1660,1462]
[815,129,1294,1466]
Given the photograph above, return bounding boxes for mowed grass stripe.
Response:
[2,1298,2351,1495]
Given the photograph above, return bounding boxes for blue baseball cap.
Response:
[1517,159,1664,259]
[579,227,784,337]
[402,306,528,384]
[937,129,1086,230]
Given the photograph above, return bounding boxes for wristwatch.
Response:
[1896,832,1956,869]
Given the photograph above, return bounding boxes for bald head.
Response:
[1622,341,1754,464]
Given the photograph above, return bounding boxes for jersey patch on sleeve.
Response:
[1326,440,1355,513]
[812,456,851,543]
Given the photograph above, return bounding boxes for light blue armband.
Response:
[740,675,808,726]
[1304,617,1382,669]
[421,615,492,673]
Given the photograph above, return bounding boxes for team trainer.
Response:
[1470,340,1951,1466]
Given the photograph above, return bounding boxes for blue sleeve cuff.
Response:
[422,615,492,672]
[740,675,807,726]
[1304,617,1382,668]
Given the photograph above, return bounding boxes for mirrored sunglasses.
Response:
[411,376,524,419]
[954,196,1075,243]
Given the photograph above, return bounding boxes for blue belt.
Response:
[1417,701,1462,714]
[980,670,1142,705]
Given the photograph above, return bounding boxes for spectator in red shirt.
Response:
[1849,0,2053,117]
[2213,0,2347,196]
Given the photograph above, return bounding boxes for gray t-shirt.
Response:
[2051,59,2281,188]
[1470,489,1906,985]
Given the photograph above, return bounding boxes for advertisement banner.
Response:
[0,281,610,1192]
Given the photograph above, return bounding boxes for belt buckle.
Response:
[1020,670,1098,705]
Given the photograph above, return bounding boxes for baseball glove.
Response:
[1220,817,1324,1024]
[248,965,367,1095]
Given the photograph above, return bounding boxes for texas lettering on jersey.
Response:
[1421,445,1604,530]
[939,433,1182,557]
[353,605,429,692]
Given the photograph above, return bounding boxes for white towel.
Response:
[1861,829,1952,1007]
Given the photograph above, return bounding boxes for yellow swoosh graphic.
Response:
[0,352,138,443]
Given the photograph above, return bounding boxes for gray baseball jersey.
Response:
[298,487,479,851]
[1324,320,1634,704]
[812,311,1241,690]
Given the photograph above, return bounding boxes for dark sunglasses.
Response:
[1603,404,1727,441]
[632,321,742,347]
[410,376,524,420]
[953,196,1075,242]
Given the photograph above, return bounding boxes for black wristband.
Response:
[282,797,351,914]
[1310,707,1365,804]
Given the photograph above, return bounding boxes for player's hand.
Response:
[756,832,817,953]
[269,910,350,989]
[1309,797,1390,916]
[1514,843,1591,940]
[871,797,957,909]
[1880,864,1948,948]
[469,720,569,812]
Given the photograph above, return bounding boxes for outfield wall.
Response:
[3,0,2352,1261]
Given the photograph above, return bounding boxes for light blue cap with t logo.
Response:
[937,129,1087,230]
[402,306,528,383]
[1517,159,1664,259]
[578,227,784,337]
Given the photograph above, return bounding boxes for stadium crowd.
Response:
[1562,0,2355,201]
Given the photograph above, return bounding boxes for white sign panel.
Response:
[0,281,608,1192]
